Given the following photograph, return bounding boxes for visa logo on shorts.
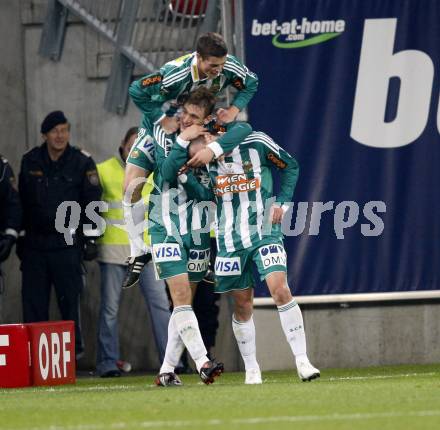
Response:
[188,249,211,272]
[259,244,287,269]
[215,257,241,276]
[152,243,182,263]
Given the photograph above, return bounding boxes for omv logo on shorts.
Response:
[188,248,210,273]
[215,257,241,276]
[251,17,345,49]
[259,244,287,269]
[153,243,182,263]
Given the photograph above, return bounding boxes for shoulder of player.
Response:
[161,54,193,87]
[152,124,173,149]
[242,131,282,153]
[243,131,274,144]
[225,54,244,67]
[137,56,192,89]
[223,55,247,77]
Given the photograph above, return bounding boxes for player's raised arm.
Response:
[217,55,259,123]
[188,121,252,167]
[128,72,167,126]
[152,124,190,183]
[208,121,253,159]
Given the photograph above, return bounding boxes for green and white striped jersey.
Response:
[129,52,258,134]
[148,122,253,238]
[183,132,299,252]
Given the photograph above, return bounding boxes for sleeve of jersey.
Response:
[128,72,166,124]
[225,56,259,111]
[181,171,215,202]
[208,121,252,158]
[265,145,300,206]
[154,127,188,183]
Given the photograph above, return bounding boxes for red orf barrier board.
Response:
[28,321,76,386]
[0,324,31,388]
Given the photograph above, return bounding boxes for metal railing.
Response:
[39,0,244,114]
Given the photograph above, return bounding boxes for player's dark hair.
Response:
[185,87,216,117]
[196,32,228,59]
[123,127,138,144]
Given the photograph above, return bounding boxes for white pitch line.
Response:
[0,384,136,394]
[5,410,440,430]
[264,371,438,384]
[0,371,437,394]
[327,372,438,381]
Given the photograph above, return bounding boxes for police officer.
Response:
[18,111,102,358]
[0,155,22,263]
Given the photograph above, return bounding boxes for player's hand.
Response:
[177,164,189,175]
[217,106,240,123]
[187,148,215,167]
[271,205,284,224]
[204,134,217,144]
[160,116,180,134]
[203,114,215,125]
[178,124,208,141]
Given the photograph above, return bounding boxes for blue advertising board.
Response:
[244,0,440,297]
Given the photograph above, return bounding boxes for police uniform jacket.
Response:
[0,155,22,237]
[18,143,102,249]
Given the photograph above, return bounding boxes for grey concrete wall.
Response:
[253,303,440,372]
[0,0,438,374]
[0,0,29,326]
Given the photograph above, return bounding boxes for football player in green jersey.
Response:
[123,33,258,280]
[179,132,320,384]
[131,88,252,386]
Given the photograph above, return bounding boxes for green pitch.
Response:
[1,364,439,430]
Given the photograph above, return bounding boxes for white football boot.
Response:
[296,358,320,382]
[245,368,262,384]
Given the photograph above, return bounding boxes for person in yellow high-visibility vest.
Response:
[95,127,171,377]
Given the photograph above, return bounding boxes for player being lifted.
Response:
[143,88,252,386]
[123,32,258,287]
[181,131,320,384]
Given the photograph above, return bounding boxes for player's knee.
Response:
[271,285,292,306]
[168,278,192,305]
[233,295,253,320]
[171,287,191,306]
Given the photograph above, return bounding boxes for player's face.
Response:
[197,55,227,79]
[44,123,70,152]
[180,103,206,130]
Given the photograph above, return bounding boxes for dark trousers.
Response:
[21,246,84,355]
[193,280,220,352]
[193,237,220,353]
